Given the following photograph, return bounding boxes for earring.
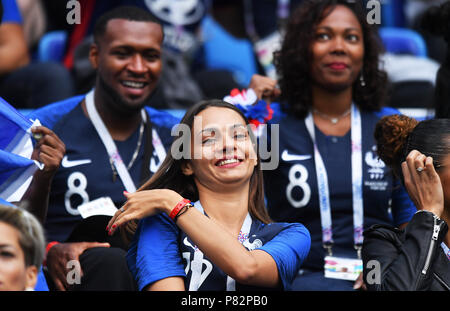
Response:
[360,73,366,87]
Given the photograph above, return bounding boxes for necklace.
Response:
[313,108,351,125]
[110,120,145,182]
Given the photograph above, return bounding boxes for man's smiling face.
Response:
[90,18,163,112]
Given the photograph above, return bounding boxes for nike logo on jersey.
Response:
[281,150,312,162]
[61,156,92,168]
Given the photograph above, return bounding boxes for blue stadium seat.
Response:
[201,15,258,87]
[380,0,405,28]
[37,30,68,63]
[379,27,428,58]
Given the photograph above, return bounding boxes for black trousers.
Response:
[45,247,137,291]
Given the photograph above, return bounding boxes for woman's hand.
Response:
[107,189,184,235]
[248,74,281,101]
[401,150,444,217]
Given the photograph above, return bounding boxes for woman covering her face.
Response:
[107,100,311,291]
[246,0,417,290]
[0,204,45,291]
[362,116,450,291]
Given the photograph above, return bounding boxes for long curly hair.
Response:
[274,0,387,119]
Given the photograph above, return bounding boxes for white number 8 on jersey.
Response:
[65,171,89,215]
[286,164,311,208]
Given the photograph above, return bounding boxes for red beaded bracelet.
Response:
[169,198,191,220]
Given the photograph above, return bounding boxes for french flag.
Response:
[0,97,42,202]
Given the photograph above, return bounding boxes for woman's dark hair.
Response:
[275,0,387,119]
[420,2,450,118]
[374,114,450,180]
[123,100,271,243]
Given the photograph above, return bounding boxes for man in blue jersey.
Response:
[29,7,178,291]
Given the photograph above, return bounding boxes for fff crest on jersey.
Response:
[364,145,388,191]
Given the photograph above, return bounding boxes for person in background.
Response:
[15,0,46,49]
[0,203,46,291]
[363,115,450,290]
[0,0,74,109]
[245,0,416,290]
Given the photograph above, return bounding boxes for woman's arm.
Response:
[146,277,185,291]
[362,211,448,290]
[0,24,29,75]
[175,206,280,287]
[109,190,309,288]
[362,150,448,290]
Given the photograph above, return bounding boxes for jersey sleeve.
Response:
[257,223,311,290]
[390,178,416,226]
[27,95,84,129]
[126,213,186,291]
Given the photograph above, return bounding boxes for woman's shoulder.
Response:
[255,221,311,241]
[363,224,403,242]
[253,221,311,261]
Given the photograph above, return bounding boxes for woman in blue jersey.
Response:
[246,0,416,290]
[107,100,311,291]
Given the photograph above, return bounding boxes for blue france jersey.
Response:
[263,107,416,270]
[127,208,311,291]
[28,95,178,242]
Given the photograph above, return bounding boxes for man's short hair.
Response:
[93,6,163,44]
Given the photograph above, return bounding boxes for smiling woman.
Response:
[107,99,311,291]
[245,0,417,291]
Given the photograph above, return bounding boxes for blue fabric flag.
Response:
[0,97,40,201]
